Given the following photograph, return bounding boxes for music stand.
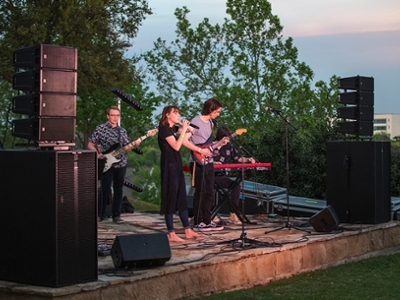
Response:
[264,110,310,234]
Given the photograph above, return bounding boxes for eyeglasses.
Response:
[108,114,120,117]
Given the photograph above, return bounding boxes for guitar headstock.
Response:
[147,128,159,137]
[235,128,247,136]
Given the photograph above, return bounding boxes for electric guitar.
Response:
[192,128,247,165]
[102,128,158,172]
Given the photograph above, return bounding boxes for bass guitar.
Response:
[102,128,158,172]
[192,128,247,165]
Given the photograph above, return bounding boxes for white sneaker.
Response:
[193,222,212,232]
[207,221,224,231]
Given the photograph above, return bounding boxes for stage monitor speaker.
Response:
[13,44,78,70]
[326,141,391,224]
[12,93,76,117]
[12,117,75,141]
[111,233,171,269]
[0,150,98,287]
[309,205,340,232]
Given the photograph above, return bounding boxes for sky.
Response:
[130,0,400,114]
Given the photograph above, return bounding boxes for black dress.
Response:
[158,125,188,215]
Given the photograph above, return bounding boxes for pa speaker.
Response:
[13,69,77,93]
[111,233,171,268]
[309,205,340,232]
[0,150,98,287]
[13,44,78,70]
[12,93,76,117]
[12,117,75,141]
[326,141,391,224]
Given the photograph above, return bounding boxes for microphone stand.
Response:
[219,140,261,249]
[264,110,310,234]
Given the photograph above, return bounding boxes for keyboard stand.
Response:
[211,175,256,224]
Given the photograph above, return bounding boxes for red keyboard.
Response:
[182,163,271,172]
[214,162,271,171]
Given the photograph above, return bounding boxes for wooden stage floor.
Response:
[1,212,400,300]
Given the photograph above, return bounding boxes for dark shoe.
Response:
[192,222,212,232]
[207,221,224,231]
[113,216,125,224]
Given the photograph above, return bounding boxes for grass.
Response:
[193,252,400,300]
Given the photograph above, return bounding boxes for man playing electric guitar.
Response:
[183,98,224,231]
[87,106,142,224]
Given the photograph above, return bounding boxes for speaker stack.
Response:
[12,44,78,147]
[326,141,391,224]
[0,150,98,287]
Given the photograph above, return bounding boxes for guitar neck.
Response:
[113,134,146,157]
[211,132,238,150]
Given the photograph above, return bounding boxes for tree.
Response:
[144,1,340,139]
[143,0,341,199]
[0,0,160,148]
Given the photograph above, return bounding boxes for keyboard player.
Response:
[213,126,256,225]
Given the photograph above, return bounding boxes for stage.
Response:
[1,212,400,300]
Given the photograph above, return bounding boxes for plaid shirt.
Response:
[89,122,130,168]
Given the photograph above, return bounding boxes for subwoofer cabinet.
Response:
[0,150,98,287]
[326,141,391,224]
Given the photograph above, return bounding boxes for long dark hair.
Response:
[159,105,180,126]
[201,98,222,115]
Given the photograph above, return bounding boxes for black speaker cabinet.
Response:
[13,69,77,93]
[326,141,391,224]
[12,117,75,141]
[12,93,76,117]
[0,150,98,287]
[111,233,171,269]
[309,205,340,232]
[13,44,78,70]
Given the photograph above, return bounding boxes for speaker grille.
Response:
[0,150,97,287]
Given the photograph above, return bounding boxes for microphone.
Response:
[189,123,199,129]
[174,122,200,129]
[265,107,282,113]
[111,87,143,111]
[123,180,143,193]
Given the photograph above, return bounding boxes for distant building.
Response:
[374,114,400,139]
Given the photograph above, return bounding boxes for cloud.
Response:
[270,0,400,37]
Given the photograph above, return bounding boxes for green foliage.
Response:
[373,132,391,141]
[126,143,161,205]
[143,0,400,200]
[391,144,400,196]
[0,0,161,148]
[130,199,159,212]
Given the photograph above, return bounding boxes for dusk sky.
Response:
[130,0,400,114]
